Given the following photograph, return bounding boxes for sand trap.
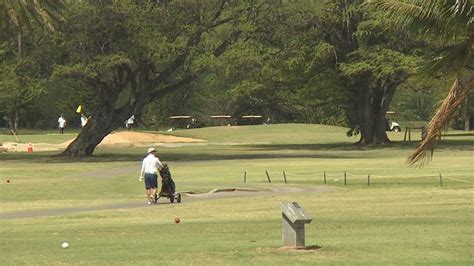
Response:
[101,131,202,145]
[0,131,204,152]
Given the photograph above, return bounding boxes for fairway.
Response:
[0,124,473,265]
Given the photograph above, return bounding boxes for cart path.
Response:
[0,186,331,220]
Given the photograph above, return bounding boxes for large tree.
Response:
[327,0,420,145]
[368,0,474,164]
[54,0,264,156]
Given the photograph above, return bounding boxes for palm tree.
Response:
[367,0,474,165]
[0,0,65,131]
[1,0,65,56]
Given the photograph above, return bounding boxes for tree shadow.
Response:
[442,133,474,137]
[0,138,471,164]
[249,139,473,152]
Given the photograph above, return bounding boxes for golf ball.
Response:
[61,242,69,248]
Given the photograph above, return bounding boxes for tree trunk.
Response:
[14,107,20,133]
[464,96,469,131]
[357,98,390,145]
[18,30,22,58]
[357,88,375,145]
[356,80,398,145]
[13,29,22,133]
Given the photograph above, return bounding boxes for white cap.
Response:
[147,147,156,153]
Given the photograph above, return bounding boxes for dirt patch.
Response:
[0,146,7,153]
[100,131,203,145]
[1,142,57,153]
[1,131,204,152]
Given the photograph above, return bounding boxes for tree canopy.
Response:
[0,0,471,159]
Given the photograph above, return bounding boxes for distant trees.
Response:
[207,0,347,124]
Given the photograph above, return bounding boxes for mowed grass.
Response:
[0,124,473,265]
[0,129,80,144]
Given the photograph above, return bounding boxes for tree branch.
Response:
[150,73,197,100]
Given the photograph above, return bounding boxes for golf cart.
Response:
[385,111,401,132]
[169,115,196,129]
[386,120,401,132]
[210,115,233,126]
[237,115,264,125]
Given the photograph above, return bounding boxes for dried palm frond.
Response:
[408,77,473,166]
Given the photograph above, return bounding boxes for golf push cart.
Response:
[154,164,181,203]
[155,180,181,203]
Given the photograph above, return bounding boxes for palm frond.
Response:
[366,0,473,41]
[3,0,65,32]
[445,0,473,27]
[408,76,474,166]
[33,0,66,30]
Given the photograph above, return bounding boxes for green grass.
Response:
[0,128,79,144]
[0,188,471,265]
[0,124,473,265]
[162,123,352,144]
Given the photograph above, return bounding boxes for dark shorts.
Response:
[144,173,158,189]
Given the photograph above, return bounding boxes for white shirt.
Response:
[58,117,66,128]
[81,116,88,127]
[141,154,162,175]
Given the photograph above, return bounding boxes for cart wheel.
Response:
[177,193,181,203]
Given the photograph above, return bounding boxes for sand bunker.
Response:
[102,131,202,145]
[0,131,204,152]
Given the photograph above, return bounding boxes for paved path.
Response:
[0,186,331,220]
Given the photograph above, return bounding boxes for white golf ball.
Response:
[61,241,69,248]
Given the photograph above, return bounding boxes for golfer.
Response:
[80,114,88,128]
[139,147,163,204]
[58,114,67,134]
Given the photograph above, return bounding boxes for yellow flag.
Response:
[76,105,82,113]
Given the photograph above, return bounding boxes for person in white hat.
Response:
[139,147,163,204]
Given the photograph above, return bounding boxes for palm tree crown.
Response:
[0,0,65,56]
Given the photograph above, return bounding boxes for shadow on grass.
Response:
[278,245,322,252]
[442,133,474,137]
[0,138,471,164]
[0,151,366,163]
[248,139,474,151]
[0,129,81,135]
